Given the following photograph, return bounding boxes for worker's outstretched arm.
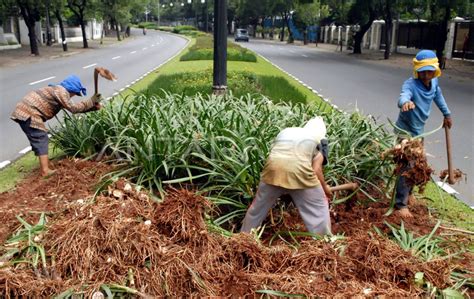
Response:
[312,153,332,199]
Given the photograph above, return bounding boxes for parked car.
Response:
[234,29,249,42]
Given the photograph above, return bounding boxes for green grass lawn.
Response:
[0,146,64,193]
[123,40,328,109]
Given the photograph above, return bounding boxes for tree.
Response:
[378,0,397,59]
[67,0,91,48]
[348,0,378,54]
[16,0,43,55]
[270,0,295,41]
[427,0,468,64]
[293,1,329,44]
[52,0,68,51]
[321,0,353,25]
[235,0,271,37]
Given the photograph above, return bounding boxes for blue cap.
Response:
[50,75,87,96]
[415,50,437,72]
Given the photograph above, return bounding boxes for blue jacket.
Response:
[395,77,451,137]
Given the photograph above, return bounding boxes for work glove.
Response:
[443,116,452,129]
[90,93,103,104]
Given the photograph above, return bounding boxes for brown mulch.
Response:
[0,158,112,245]
[0,159,471,297]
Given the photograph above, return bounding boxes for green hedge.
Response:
[178,30,206,37]
[180,36,257,62]
[172,25,198,33]
[180,48,257,62]
[144,69,306,104]
[158,26,173,32]
[138,22,158,29]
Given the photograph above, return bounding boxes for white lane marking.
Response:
[130,51,137,54]
[29,76,55,85]
[82,63,97,69]
[426,152,435,158]
[436,181,459,194]
[142,47,148,50]
[19,146,32,154]
[302,54,308,57]
[0,161,11,169]
[151,44,155,47]
[289,50,295,53]
[112,56,121,60]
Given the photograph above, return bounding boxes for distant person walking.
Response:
[394,50,452,218]
[11,75,102,177]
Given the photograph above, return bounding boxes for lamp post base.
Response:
[212,85,227,95]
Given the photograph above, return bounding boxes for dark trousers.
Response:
[15,118,49,156]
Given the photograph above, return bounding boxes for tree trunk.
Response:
[27,23,39,55]
[115,19,121,41]
[55,9,68,51]
[436,5,450,68]
[45,0,52,46]
[18,3,39,55]
[284,14,293,43]
[280,13,286,41]
[383,1,393,60]
[353,7,376,54]
[303,28,308,45]
[79,17,88,48]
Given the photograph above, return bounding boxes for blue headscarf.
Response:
[50,75,87,96]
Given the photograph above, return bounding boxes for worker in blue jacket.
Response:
[395,49,452,218]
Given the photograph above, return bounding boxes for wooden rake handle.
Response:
[329,182,359,193]
[445,126,455,184]
[94,68,99,95]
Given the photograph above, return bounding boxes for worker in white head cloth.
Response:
[241,116,332,235]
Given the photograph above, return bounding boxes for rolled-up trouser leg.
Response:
[289,186,331,235]
[395,163,413,210]
[240,182,285,233]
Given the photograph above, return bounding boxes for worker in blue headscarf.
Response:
[11,75,102,177]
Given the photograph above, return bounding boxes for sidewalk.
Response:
[255,38,474,82]
[0,35,136,68]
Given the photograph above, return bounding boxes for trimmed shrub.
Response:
[172,25,198,33]
[144,69,307,105]
[180,48,257,62]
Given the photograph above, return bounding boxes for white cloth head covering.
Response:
[303,116,327,144]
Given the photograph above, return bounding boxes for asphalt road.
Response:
[241,39,473,206]
[0,29,187,164]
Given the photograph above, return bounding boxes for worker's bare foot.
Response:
[41,169,56,178]
[408,194,417,205]
[397,208,413,219]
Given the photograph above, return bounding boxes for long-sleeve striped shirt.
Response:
[11,85,94,132]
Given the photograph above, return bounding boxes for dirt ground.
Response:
[0,158,112,244]
[0,159,472,297]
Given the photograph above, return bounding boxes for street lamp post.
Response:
[157,0,161,27]
[213,0,227,95]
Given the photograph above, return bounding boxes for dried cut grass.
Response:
[384,139,433,192]
[0,179,452,297]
